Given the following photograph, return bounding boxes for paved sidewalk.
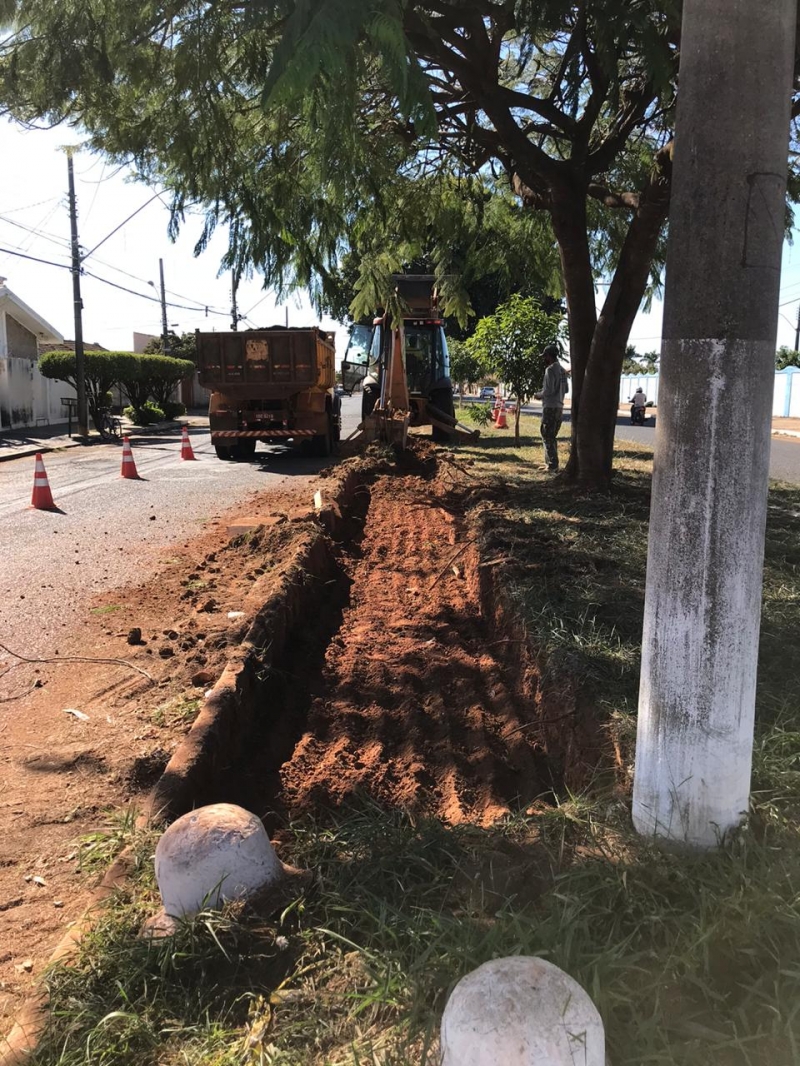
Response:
[0,413,209,463]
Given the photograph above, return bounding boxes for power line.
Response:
[81,193,163,261]
[1,196,59,215]
[0,214,71,251]
[0,245,70,269]
[81,268,230,316]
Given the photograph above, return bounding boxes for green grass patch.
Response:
[31,426,800,1065]
[89,604,124,615]
[150,694,201,729]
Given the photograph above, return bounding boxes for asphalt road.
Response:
[0,399,362,659]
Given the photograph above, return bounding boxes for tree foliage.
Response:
[7,1,800,482]
[143,331,197,361]
[467,295,564,444]
[447,338,483,395]
[622,344,660,374]
[776,345,800,370]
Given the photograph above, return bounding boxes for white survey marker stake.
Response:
[313,490,323,511]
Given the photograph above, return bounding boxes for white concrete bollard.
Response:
[440,956,605,1066]
[155,803,285,917]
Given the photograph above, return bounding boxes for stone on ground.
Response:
[440,955,605,1065]
[155,803,284,917]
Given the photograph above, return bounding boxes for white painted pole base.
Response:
[155,802,284,917]
[440,956,605,1066]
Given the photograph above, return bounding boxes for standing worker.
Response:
[534,344,568,472]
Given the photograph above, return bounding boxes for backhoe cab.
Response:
[341,275,478,446]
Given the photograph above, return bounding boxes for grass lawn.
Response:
[30,419,800,1066]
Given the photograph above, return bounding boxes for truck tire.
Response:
[215,444,234,460]
[235,439,257,460]
[310,415,333,457]
[430,387,456,442]
[362,385,378,422]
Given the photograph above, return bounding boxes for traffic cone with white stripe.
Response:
[31,453,56,510]
[120,437,140,479]
[180,424,196,460]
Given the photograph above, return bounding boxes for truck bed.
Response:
[196,328,334,391]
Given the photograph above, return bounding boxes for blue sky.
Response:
[3,117,800,360]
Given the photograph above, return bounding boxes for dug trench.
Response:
[147,444,586,836]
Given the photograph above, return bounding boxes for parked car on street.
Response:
[479,386,496,401]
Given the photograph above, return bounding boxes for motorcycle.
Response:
[629,399,653,425]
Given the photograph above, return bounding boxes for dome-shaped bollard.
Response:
[440,956,605,1066]
[155,803,285,917]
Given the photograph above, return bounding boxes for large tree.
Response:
[5,2,799,482]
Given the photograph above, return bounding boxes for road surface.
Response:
[0,399,362,658]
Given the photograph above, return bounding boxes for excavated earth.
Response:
[223,448,556,829]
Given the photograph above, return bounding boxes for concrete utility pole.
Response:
[66,152,88,438]
[795,303,800,352]
[633,0,797,849]
[159,258,170,354]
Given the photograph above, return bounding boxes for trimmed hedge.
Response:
[39,350,194,431]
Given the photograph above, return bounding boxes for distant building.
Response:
[0,277,66,430]
[133,332,158,354]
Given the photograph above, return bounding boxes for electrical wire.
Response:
[81,268,230,315]
[1,196,60,215]
[81,193,163,261]
[0,245,70,269]
[0,214,71,251]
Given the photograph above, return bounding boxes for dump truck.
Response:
[340,275,475,445]
[196,327,341,460]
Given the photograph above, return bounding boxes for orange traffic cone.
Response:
[120,437,140,479]
[496,405,508,429]
[180,425,196,460]
[31,453,57,510]
[492,396,501,422]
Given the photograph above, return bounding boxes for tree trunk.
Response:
[574,147,672,486]
[515,398,521,445]
[548,184,597,479]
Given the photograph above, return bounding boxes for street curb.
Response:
[0,440,82,463]
[0,452,379,1066]
[0,419,194,464]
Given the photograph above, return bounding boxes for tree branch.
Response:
[587,183,640,209]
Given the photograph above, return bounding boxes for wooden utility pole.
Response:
[66,152,88,437]
[633,0,797,849]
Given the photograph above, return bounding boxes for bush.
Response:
[162,401,186,420]
[465,401,494,426]
[124,401,165,426]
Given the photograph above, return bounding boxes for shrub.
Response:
[124,401,165,426]
[162,401,186,420]
[465,401,494,426]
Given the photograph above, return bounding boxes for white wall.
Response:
[772,367,800,417]
[619,372,659,405]
[0,355,76,431]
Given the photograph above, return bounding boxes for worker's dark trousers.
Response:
[540,405,563,470]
